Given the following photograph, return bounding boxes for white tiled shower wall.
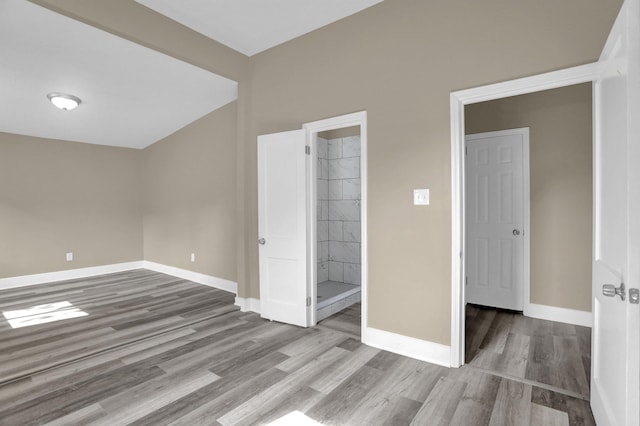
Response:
[317,136,361,285]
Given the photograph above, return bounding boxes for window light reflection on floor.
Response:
[3,301,88,329]
[266,411,325,426]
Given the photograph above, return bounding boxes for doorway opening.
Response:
[461,86,594,399]
[458,83,595,400]
[314,127,362,334]
[256,112,367,331]
[304,112,368,338]
[450,64,599,369]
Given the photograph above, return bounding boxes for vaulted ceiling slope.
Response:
[0,0,237,149]
[134,0,385,56]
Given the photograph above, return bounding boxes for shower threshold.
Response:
[317,281,360,322]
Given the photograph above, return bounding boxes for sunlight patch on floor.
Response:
[266,411,325,425]
[3,301,88,328]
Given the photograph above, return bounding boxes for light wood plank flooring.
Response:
[0,271,593,425]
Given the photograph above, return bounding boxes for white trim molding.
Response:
[303,111,368,334]
[0,261,145,290]
[235,297,261,313]
[142,261,237,294]
[450,63,601,368]
[525,303,592,328]
[0,261,239,295]
[363,327,451,367]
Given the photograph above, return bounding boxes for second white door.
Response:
[466,129,528,311]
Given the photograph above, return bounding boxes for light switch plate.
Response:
[414,189,429,205]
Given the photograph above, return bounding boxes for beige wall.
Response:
[0,132,142,278]
[29,0,250,290]
[13,0,620,345]
[245,0,620,344]
[143,103,237,282]
[0,102,238,282]
[465,84,593,312]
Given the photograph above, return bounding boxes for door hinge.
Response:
[306,296,311,307]
[305,146,311,155]
[465,276,468,285]
[465,146,468,155]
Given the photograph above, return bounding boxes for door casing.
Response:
[257,112,368,330]
[304,112,368,332]
[450,63,601,368]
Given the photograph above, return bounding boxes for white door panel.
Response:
[258,129,308,327]
[466,130,527,311]
[591,1,640,425]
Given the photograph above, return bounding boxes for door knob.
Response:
[603,282,625,301]
[258,238,266,245]
[512,229,521,236]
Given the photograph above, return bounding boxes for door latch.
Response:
[603,282,626,301]
[629,288,639,304]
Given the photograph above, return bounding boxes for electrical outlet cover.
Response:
[413,189,429,205]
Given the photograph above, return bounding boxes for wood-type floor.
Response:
[0,270,594,425]
[465,304,592,400]
[317,302,361,338]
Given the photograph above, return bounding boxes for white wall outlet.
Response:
[66,252,73,261]
[413,189,430,206]
[190,253,195,262]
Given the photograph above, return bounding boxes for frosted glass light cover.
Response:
[47,93,81,110]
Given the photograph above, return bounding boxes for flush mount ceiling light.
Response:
[47,92,81,111]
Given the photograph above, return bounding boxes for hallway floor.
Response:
[466,304,591,400]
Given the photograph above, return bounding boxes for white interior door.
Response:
[466,129,528,311]
[591,1,640,425]
[258,129,309,327]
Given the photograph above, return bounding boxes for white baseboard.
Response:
[0,260,238,296]
[363,326,451,367]
[142,261,237,294]
[0,261,145,290]
[525,303,592,328]
[235,297,260,313]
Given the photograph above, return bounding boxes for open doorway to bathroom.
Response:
[315,126,362,337]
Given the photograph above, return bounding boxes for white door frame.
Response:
[450,63,600,367]
[465,128,530,312]
[303,111,368,334]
